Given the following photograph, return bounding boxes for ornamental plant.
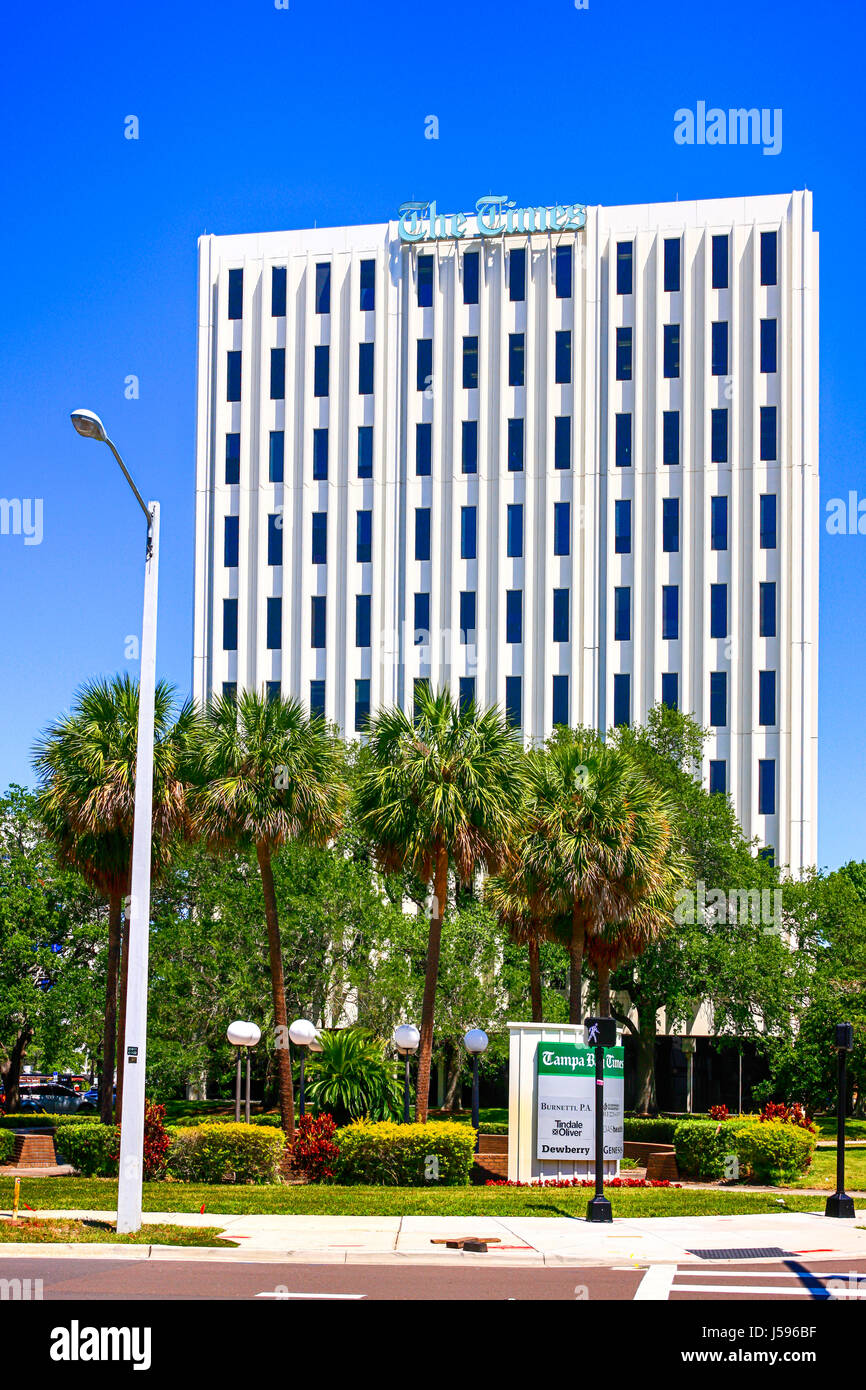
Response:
[759,1101,816,1132]
[336,1119,475,1186]
[709,1104,730,1122]
[291,1113,339,1182]
[734,1119,816,1184]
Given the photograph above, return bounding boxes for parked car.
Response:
[16,1084,87,1114]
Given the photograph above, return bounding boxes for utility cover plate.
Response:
[686,1246,793,1260]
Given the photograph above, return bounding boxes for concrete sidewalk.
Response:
[1,1207,864,1267]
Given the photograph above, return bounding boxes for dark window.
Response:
[459,676,476,713]
[663,410,680,466]
[661,673,679,710]
[616,241,633,295]
[614,586,631,641]
[509,333,525,386]
[506,589,523,644]
[710,583,727,638]
[463,251,479,305]
[356,594,371,648]
[615,498,631,553]
[313,428,328,481]
[311,596,326,648]
[509,247,526,301]
[417,255,434,308]
[552,674,569,727]
[265,680,280,703]
[223,598,238,651]
[663,324,680,378]
[417,338,432,391]
[310,679,325,717]
[461,505,476,559]
[553,588,570,642]
[313,345,329,397]
[460,590,476,642]
[222,682,237,699]
[759,581,776,637]
[315,263,331,314]
[760,494,777,549]
[663,237,681,293]
[662,584,679,640]
[554,415,571,469]
[760,231,777,287]
[312,512,327,565]
[711,408,729,463]
[358,426,373,478]
[759,669,776,726]
[227,351,241,401]
[555,244,573,299]
[615,412,632,467]
[416,422,432,476]
[616,327,632,381]
[710,670,727,726]
[266,597,281,650]
[415,507,431,560]
[760,318,777,374]
[414,592,429,645]
[712,234,729,290]
[758,758,776,814]
[555,330,572,384]
[462,420,478,474]
[463,336,478,389]
[359,259,375,311]
[711,495,728,550]
[709,760,727,795]
[358,341,374,395]
[711,321,729,376]
[228,268,243,320]
[271,265,287,317]
[507,417,524,472]
[267,514,283,566]
[553,501,570,556]
[662,497,680,552]
[356,509,372,564]
[760,405,777,461]
[224,515,239,567]
[613,673,630,727]
[507,503,523,557]
[355,678,370,731]
[225,432,240,484]
[269,431,284,483]
[505,675,522,729]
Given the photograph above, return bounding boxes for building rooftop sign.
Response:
[397,195,586,243]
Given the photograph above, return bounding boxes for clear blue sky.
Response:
[0,0,863,869]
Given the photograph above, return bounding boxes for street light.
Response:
[393,1024,420,1124]
[826,1022,856,1219]
[289,1019,318,1118]
[227,1022,261,1123]
[70,408,158,1236]
[463,1029,488,1152]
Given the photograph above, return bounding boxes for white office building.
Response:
[193,190,818,872]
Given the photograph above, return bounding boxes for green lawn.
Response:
[0,1175,836,1220]
[0,1216,236,1246]
[788,1146,866,1191]
[814,1116,866,1142]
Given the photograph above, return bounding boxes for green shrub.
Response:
[0,1130,15,1163]
[335,1120,476,1186]
[54,1123,120,1177]
[307,1029,403,1125]
[0,1112,102,1131]
[479,1122,508,1135]
[166,1123,284,1183]
[733,1121,816,1185]
[673,1120,741,1179]
[624,1118,680,1145]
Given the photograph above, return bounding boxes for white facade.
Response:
[193,191,818,872]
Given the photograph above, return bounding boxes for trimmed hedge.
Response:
[335,1120,476,1187]
[673,1120,741,1179]
[165,1123,284,1183]
[0,1130,15,1163]
[54,1123,120,1177]
[0,1112,102,1131]
[171,1114,283,1129]
[735,1121,816,1185]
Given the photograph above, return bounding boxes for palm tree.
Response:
[32,676,196,1123]
[305,1028,402,1126]
[485,851,549,1023]
[523,728,677,1023]
[355,686,527,1122]
[189,690,346,1140]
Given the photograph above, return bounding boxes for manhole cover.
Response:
[686,1246,793,1260]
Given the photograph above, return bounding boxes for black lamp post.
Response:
[289,1019,317,1119]
[464,1029,489,1153]
[393,1025,420,1123]
[584,1016,617,1224]
[825,1022,855,1219]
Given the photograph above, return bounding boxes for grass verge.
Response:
[788,1147,866,1190]
[0,1216,236,1246]
[0,1176,839,1220]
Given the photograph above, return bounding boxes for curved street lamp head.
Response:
[70,408,109,443]
[289,1019,318,1047]
[393,1024,420,1055]
[464,1028,489,1055]
[227,1020,261,1048]
[308,1037,324,1054]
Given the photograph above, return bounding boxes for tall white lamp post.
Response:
[227,1021,261,1123]
[289,1020,318,1117]
[393,1024,420,1123]
[70,408,158,1235]
[464,1029,489,1152]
